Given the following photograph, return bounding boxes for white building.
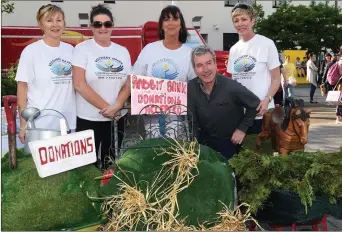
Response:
[2,0,341,51]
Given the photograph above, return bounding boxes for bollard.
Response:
[3,95,18,169]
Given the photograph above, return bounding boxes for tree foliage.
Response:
[252,2,265,26]
[2,0,14,14]
[229,148,342,214]
[254,2,342,54]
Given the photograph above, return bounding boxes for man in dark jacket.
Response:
[188,45,260,160]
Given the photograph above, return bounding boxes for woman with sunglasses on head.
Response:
[133,5,196,139]
[72,4,131,170]
[227,3,281,135]
[16,4,76,145]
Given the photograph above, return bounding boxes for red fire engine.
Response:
[1,21,229,74]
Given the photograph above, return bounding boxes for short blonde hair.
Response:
[231,3,255,20]
[36,4,65,25]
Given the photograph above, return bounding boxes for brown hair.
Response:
[339,45,342,55]
[36,4,65,25]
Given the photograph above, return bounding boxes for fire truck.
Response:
[1,21,229,74]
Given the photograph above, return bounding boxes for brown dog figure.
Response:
[256,98,312,154]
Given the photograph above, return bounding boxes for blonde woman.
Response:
[16,4,76,144]
[227,3,281,134]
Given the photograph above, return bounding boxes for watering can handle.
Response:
[26,109,70,132]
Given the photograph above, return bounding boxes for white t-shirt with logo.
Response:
[132,40,196,81]
[72,39,132,121]
[15,40,76,130]
[227,34,280,119]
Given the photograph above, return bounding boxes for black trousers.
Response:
[310,83,317,101]
[199,133,237,160]
[76,116,125,169]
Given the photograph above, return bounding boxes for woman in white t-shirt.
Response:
[227,3,281,136]
[16,4,76,144]
[72,4,131,170]
[133,5,196,139]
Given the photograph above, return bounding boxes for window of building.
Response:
[201,34,208,43]
[224,0,255,7]
[192,16,203,30]
[104,1,116,3]
[223,33,239,51]
[79,13,89,27]
[273,0,292,8]
[79,13,89,20]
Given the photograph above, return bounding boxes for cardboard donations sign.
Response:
[28,130,96,178]
[131,75,187,115]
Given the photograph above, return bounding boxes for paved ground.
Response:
[293,85,342,153]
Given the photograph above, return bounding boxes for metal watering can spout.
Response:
[21,107,41,129]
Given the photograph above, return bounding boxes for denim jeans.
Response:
[284,85,294,98]
[310,84,316,101]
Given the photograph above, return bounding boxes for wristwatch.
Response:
[266,95,273,102]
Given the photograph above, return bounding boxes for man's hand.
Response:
[231,129,246,145]
[19,128,26,144]
[100,103,122,120]
[256,98,270,116]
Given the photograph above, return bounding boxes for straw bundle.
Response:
[98,139,259,231]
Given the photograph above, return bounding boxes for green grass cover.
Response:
[99,139,235,228]
[1,150,103,231]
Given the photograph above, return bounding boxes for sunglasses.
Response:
[231,3,251,13]
[92,21,113,29]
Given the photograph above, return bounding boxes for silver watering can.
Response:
[21,108,69,153]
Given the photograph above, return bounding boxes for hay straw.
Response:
[160,139,200,186]
[203,202,263,231]
[98,139,261,231]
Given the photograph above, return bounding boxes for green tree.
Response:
[255,2,342,54]
[252,2,265,26]
[2,0,14,14]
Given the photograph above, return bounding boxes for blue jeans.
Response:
[284,85,294,98]
[310,84,316,101]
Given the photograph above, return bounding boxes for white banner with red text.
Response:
[28,130,96,178]
[130,75,187,115]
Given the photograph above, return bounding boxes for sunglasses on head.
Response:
[92,21,113,29]
[231,3,250,13]
[39,4,61,11]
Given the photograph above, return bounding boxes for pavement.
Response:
[290,84,342,153]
